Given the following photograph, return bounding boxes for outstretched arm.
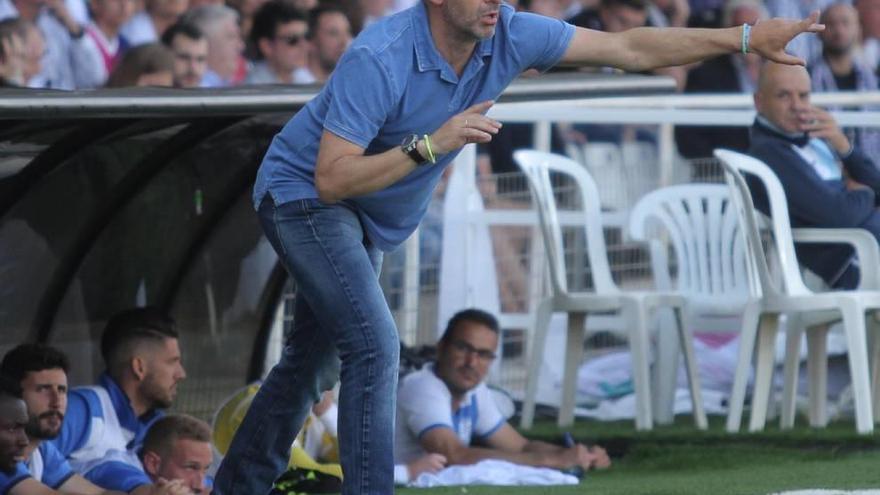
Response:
[558,11,824,71]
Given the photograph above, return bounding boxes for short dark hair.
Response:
[0,344,70,385]
[307,5,348,39]
[440,308,500,343]
[101,307,178,378]
[142,413,211,459]
[0,375,22,400]
[161,20,204,46]
[600,0,647,10]
[250,0,307,48]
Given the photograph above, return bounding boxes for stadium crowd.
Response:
[0,0,876,96]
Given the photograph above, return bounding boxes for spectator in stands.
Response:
[305,5,351,83]
[567,0,647,32]
[0,17,25,85]
[20,18,42,83]
[121,0,188,47]
[646,0,689,27]
[395,309,612,472]
[355,0,394,32]
[106,41,173,86]
[52,307,187,474]
[0,344,188,495]
[765,0,837,63]
[0,0,81,88]
[856,0,880,71]
[70,0,136,88]
[161,21,207,87]
[181,5,244,87]
[244,0,313,85]
[810,3,880,159]
[675,0,768,159]
[749,62,880,289]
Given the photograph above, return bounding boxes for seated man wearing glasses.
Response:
[244,0,314,85]
[394,309,610,478]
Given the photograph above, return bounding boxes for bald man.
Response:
[748,61,880,289]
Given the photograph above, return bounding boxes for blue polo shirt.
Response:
[52,373,163,464]
[253,1,574,251]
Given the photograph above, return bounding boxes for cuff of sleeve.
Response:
[393,464,410,485]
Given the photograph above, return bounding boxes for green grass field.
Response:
[396,415,880,495]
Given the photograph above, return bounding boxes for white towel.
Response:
[411,459,579,487]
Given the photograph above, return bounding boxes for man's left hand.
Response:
[749,11,824,66]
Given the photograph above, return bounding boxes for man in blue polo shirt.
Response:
[214,0,825,491]
[52,307,186,474]
[0,344,190,495]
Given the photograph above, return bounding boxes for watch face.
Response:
[402,134,418,148]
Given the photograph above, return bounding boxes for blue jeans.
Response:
[213,197,400,495]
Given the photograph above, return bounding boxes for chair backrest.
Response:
[628,184,752,306]
[714,148,812,297]
[514,149,619,297]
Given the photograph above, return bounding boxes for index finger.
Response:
[802,10,824,33]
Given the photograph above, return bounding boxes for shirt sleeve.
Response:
[508,11,575,72]
[397,373,455,439]
[323,45,398,149]
[0,462,31,495]
[38,443,75,489]
[472,384,505,439]
[84,460,151,493]
[53,388,99,457]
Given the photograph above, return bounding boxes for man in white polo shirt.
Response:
[395,309,610,474]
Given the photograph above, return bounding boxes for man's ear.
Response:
[141,451,161,477]
[131,356,147,381]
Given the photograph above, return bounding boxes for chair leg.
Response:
[520,298,553,429]
[780,313,802,430]
[627,302,654,431]
[652,307,680,426]
[673,306,707,430]
[840,300,874,434]
[727,302,761,433]
[806,324,830,428]
[868,313,880,421]
[558,312,586,428]
[748,312,779,433]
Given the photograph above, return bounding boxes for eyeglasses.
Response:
[449,340,496,361]
[275,33,307,46]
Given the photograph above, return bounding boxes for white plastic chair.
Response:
[628,184,753,424]
[514,149,707,431]
[715,148,880,434]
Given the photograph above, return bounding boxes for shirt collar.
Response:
[411,1,494,79]
[99,372,162,447]
[754,114,810,147]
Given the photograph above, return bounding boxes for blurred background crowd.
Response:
[0,0,876,92]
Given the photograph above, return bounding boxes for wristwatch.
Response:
[401,134,428,165]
